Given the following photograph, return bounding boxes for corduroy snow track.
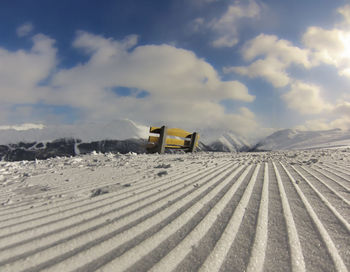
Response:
[0,149,349,272]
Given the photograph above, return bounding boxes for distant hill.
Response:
[253,128,350,151]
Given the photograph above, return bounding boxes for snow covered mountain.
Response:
[0,119,148,145]
[197,129,251,152]
[0,120,148,161]
[254,128,350,151]
[3,121,349,160]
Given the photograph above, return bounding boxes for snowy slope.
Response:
[255,128,350,150]
[0,149,349,271]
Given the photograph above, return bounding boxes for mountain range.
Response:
[1,120,349,161]
[0,120,252,161]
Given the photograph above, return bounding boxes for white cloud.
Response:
[282,81,332,115]
[329,117,350,130]
[310,100,350,130]
[53,31,254,101]
[299,4,350,80]
[241,34,311,66]
[0,30,258,134]
[0,34,57,104]
[190,18,205,32]
[0,123,45,131]
[16,22,34,37]
[302,4,350,79]
[50,31,256,132]
[340,67,350,77]
[296,115,350,131]
[225,57,290,88]
[295,119,334,131]
[219,4,350,132]
[338,5,350,25]
[303,26,350,77]
[225,4,350,89]
[228,4,350,130]
[212,35,239,48]
[208,0,261,48]
[333,101,350,115]
[225,34,311,87]
[192,0,219,5]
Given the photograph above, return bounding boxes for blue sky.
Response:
[0,0,349,138]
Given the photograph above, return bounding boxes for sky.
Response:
[0,0,350,139]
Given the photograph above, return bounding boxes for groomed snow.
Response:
[0,149,349,271]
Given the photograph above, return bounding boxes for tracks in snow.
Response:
[0,151,349,272]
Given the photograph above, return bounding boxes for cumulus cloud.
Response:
[282,81,332,115]
[227,4,350,86]
[240,34,311,65]
[329,117,350,130]
[333,101,350,116]
[225,4,350,132]
[16,22,34,37]
[0,34,57,104]
[54,31,254,100]
[192,0,219,5]
[301,5,350,78]
[295,119,334,131]
[302,26,350,77]
[207,0,261,48]
[296,115,350,131]
[190,18,205,32]
[0,30,258,134]
[225,57,290,88]
[225,34,311,87]
[50,31,256,131]
[338,5,350,25]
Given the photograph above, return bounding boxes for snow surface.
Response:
[0,149,349,271]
